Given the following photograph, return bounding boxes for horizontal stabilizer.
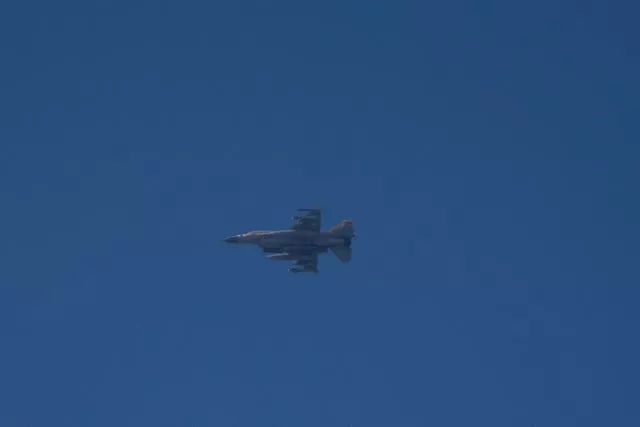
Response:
[330,246,352,263]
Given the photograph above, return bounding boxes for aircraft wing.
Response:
[290,208,321,232]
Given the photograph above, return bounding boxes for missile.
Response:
[267,253,312,261]
[288,265,318,274]
[267,253,295,261]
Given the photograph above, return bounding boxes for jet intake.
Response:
[262,247,282,253]
[282,245,313,253]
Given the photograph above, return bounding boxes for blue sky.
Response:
[1,1,639,426]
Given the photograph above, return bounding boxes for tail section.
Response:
[330,246,352,263]
[329,219,354,263]
[329,219,355,238]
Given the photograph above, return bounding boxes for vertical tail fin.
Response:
[329,219,355,237]
[329,219,354,263]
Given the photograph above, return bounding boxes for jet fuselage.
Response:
[257,230,347,249]
[224,229,349,251]
[224,210,354,273]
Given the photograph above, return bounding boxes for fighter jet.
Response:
[223,208,355,273]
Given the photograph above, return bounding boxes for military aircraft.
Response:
[223,208,355,273]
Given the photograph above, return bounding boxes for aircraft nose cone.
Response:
[224,235,240,243]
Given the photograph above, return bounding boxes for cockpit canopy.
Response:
[242,231,270,237]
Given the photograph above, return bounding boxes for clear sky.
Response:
[1,1,639,426]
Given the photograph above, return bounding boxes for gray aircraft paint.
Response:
[223,209,354,273]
